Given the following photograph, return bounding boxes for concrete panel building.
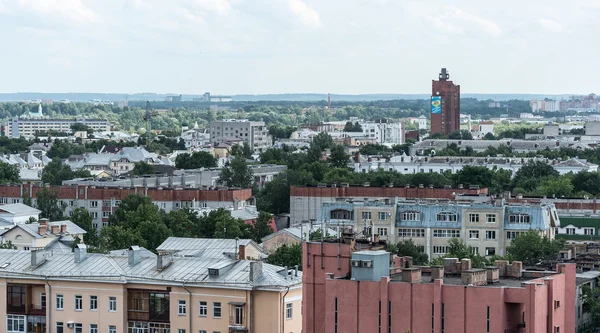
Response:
[209,119,271,153]
[5,117,112,138]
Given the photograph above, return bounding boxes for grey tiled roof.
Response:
[0,249,301,289]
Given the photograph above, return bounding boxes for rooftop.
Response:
[0,203,41,215]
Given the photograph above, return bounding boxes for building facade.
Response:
[302,241,576,333]
[209,120,271,153]
[431,68,460,135]
[318,199,559,258]
[360,120,404,145]
[5,118,112,138]
[0,245,302,333]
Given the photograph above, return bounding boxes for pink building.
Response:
[303,241,576,333]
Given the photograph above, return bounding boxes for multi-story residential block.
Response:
[4,117,112,138]
[353,155,598,175]
[0,244,302,333]
[209,119,271,153]
[360,119,404,145]
[289,184,487,227]
[302,241,576,333]
[410,139,584,155]
[0,184,253,231]
[318,198,559,258]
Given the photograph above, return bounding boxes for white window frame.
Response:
[361,212,372,220]
[485,247,496,256]
[378,212,388,221]
[585,228,595,236]
[213,302,222,318]
[90,295,98,311]
[6,314,26,333]
[486,214,496,223]
[108,326,116,333]
[469,230,479,239]
[469,214,479,223]
[397,228,425,238]
[108,296,117,312]
[198,301,208,317]
[286,303,293,319]
[75,295,83,311]
[485,230,496,240]
[401,211,421,222]
[56,294,64,310]
[566,228,576,235]
[377,228,388,236]
[89,324,98,333]
[437,212,457,222]
[40,292,46,308]
[178,300,187,315]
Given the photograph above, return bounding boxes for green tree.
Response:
[47,139,87,159]
[0,240,15,249]
[448,130,473,140]
[166,208,201,238]
[35,188,66,221]
[230,142,253,159]
[218,155,254,188]
[41,158,92,185]
[328,145,350,168]
[311,132,334,151]
[343,121,362,132]
[359,144,390,156]
[256,170,315,214]
[483,132,496,140]
[213,214,247,239]
[99,225,146,250]
[580,282,600,333]
[175,151,217,169]
[506,230,565,266]
[0,162,20,184]
[512,160,560,192]
[248,211,274,243]
[452,166,494,188]
[197,208,230,238]
[267,243,302,269]
[70,208,99,246]
[132,161,155,175]
[571,171,600,196]
[394,239,429,265]
[535,175,574,197]
[70,123,93,135]
[445,238,489,268]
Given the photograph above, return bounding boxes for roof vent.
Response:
[74,244,87,263]
[128,246,142,266]
[31,248,46,268]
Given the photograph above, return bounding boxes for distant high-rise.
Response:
[431,68,460,135]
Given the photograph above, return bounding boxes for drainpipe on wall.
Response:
[249,287,255,333]
[45,277,52,333]
[182,281,192,333]
[281,286,290,333]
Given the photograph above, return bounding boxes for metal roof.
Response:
[156,237,265,259]
[0,249,301,289]
[0,203,41,215]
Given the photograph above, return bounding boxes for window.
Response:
[469,214,479,223]
[485,231,496,240]
[102,212,110,218]
[56,294,64,310]
[585,228,595,236]
[437,212,457,222]
[566,228,576,235]
[213,302,221,318]
[74,323,83,333]
[398,229,425,238]
[471,247,479,255]
[361,212,372,220]
[508,213,530,223]
[486,214,496,223]
[433,229,460,238]
[108,326,116,333]
[286,303,293,319]
[400,211,421,221]
[178,330,186,333]
[486,306,490,332]
[56,322,64,333]
[334,297,338,333]
[75,295,83,310]
[433,246,449,254]
[90,296,97,310]
[485,247,496,256]
[102,200,111,207]
[377,228,388,236]
[6,315,25,333]
[199,331,207,333]
[109,296,116,312]
[178,300,187,315]
[469,230,479,239]
[378,212,388,221]
[90,201,98,208]
[92,212,98,219]
[199,301,207,316]
[90,324,98,333]
[40,292,46,308]
[441,303,445,333]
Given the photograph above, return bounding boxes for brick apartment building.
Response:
[289,184,487,226]
[431,68,460,135]
[302,240,576,333]
[0,184,252,230]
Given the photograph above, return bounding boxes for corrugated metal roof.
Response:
[0,249,301,289]
[0,203,41,215]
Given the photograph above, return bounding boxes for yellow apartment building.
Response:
[0,244,302,333]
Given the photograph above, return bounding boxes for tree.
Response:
[70,123,93,135]
[248,211,274,243]
[69,208,99,246]
[218,155,254,188]
[230,142,253,159]
[452,166,494,189]
[394,239,429,265]
[0,162,20,184]
[581,282,600,333]
[213,214,247,239]
[311,132,334,151]
[328,145,350,168]
[359,144,390,156]
[165,208,201,238]
[506,230,565,266]
[0,240,15,249]
[571,171,600,196]
[267,243,302,269]
[512,160,560,192]
[175,151,218,169]
[99,225,146,250]
[256,170,315,214]
[132,161,155,175]
[47,139,87,159]
[41,158,92,185]
[448,130,473,140]
[35,188,66,221]
[535,175,574,197]
[483,132,496,140]
[343,121,362,132]
[445,238,489,268]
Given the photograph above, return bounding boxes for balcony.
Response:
[7,304,26,314]
[28,304,46,316]
[228,303,247,332]
[127,290,170,323]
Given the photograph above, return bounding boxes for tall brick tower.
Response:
[430,68,460,135]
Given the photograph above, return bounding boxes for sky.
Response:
[0,0,598,95]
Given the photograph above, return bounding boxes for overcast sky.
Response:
[0,0,598,95]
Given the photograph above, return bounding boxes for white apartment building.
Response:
[209,119,271,153]
[5,117,112,138]
[361,120,404,145]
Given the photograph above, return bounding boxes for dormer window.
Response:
[437,212,457,222]
[400,211,421,222]
[509,213,531,223]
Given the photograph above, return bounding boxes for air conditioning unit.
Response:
[67,322,75,328]
[351,260,361,267]
[361,260,373,268]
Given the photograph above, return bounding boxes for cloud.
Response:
[538,19,562,33]
[193,0,231,15]
[425,6,501,37]
[175,7,206,24]
[288,0,322,29]
[17,0,98,24]
[451,8,502,37]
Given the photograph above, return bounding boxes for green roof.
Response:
[559,217,600,229]
[556,234,600,241]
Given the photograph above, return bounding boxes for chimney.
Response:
[238,244,246,260]
[294,265,299,277]
[39,218,49,227]
[50,225,59,235]
[74,244,87,263]
[38,224,47,235]
[249,261,263,281]
[60,224,67,234]
[401,267,421,283]
[157,252,173,271]
[460,258,472,271]
[31,249,46,268]
[431,266,445,280]
[128,246,142,266]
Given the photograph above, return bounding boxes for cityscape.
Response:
[1,1,600,333]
